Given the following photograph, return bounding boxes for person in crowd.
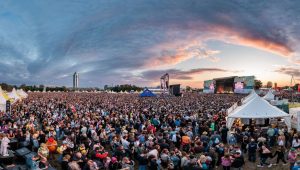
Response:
[221,153,232,170]
[46,136,57,160]
[231,152,244,170]
[257,145,272,168]
[247,138,258,162]
[272,146,287,166]
[288,148,298,170]
[3,91,297,170]
[292,135,300,149]
[293,160,300,170]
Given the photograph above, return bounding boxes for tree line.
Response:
[0,83,68,92]
[104,84,143,92]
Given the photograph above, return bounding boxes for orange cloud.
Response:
[236,36,293,57]
[209,25,294,57]
[144,23,293,69]
[147,41,220,67]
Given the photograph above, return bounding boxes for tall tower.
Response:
[73,72,79,90]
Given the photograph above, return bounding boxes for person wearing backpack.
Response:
[231,152,245,170]
[247,138,257,162]
[211,131,221,147]
[257,145,272,168]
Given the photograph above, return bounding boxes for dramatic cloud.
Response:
[0,0,299,87]
[141,68,227,81]
[149,43,221,67]
[275,66,300,78]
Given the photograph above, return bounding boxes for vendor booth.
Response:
[226,91,291,130]
[263,89,275,101]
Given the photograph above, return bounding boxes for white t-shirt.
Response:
[292,139,300,148]
[147,149,158,159]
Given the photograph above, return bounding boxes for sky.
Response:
[0,0,300,88]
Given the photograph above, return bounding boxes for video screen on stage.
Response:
[204,80,214,90]
[235,82,244,90]
[203,80,215,93]
[234,76,254,88]
[234,76,254,93]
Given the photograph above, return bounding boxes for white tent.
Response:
[17,89,28,98]
[226,92,291,130]
[241,90,256,104]
[8,88,21,102]
[263,89,275,101]
[0,87,7,111]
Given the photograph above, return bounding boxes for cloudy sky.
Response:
[0,0,299,88]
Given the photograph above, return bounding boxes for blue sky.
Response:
[0,0,299,88]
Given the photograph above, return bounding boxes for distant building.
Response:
[73,72,79,90]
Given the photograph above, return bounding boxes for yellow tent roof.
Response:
[2,92,10,100]
[0,86,13,101]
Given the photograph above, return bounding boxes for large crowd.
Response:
[0,92,299,170]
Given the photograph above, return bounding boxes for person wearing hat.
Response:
[288,148,297,170]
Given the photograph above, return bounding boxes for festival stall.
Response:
[263,89,275,101]
[140,88,156,97]
[290,107,300,131]
[8,88,21,102]
[226,91,291,130]
[17,89,28,98]
[0,86,12,111]
[0,87,7,111]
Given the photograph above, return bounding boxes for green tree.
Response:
[266,81,273,88]
[254,80,262,90]
[293,83,299,91]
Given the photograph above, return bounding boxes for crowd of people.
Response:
[0,92,299,170]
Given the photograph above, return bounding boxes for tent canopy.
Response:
[140,88,156,97]
[241,89,256,104]
[8,88,21,101]
[0,86,6,104]
[226,91,290,130]
[17,89,28,98]
[263,89,275,101]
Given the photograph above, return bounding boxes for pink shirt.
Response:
[221,157,231,167]
[288,152,296,163]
